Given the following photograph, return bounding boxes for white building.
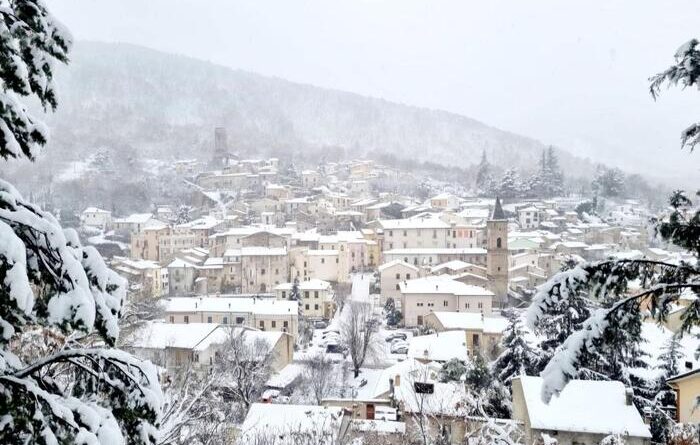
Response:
[399,276,494,327]
[512,376,652,445]
[81,207,112,228]
[378,260,420,305]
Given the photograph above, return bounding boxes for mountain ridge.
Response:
[39,41,596,178]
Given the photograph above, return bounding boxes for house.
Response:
[666,367,700,424]
[423,311,508,358]
[275,279,335,319]
[237,403,348,445]
[164,296,299,338]
[378,260,420,305]
[378,215,452,250]
[399,276,494,326]
[81,207,112,228]
[517,206,542,230]
[124,322,293,374]
[111,257,165,298]
[111,213,154,234]
[511,376,652,445]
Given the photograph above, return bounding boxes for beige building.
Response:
[423,311,508,358]
[512,376,652,445]
[275,279,335,319]
[667,368,700,424]
[378,215,452,250]
[164,296,299,338]
[399,276,494,327]
[124,322,293,374]
[379,260,420,305]
[112,257,165,298]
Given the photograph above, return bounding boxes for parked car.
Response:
[391,345,408,354]
[390,341,409,353]
[385,332,407,342]
[313,320,328,329]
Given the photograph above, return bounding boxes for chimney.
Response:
[625,388,634,406]
[394,374,400,387]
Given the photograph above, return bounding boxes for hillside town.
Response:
[1,2,699,445]
[65,128,698,444]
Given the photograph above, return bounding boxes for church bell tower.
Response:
[487,197,509,307]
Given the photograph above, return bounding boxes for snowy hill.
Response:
[41,42,595,176]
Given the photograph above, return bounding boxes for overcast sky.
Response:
[52,0,700,185]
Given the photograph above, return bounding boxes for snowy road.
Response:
[350,273,371,303]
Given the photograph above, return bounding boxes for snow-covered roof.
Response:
[430,312,508,334]
[165,297,298,316]
[430,260,472,274]
[515,376,652,438]
[400,276,493,297]
[379,217,451,230]
[378,259,419,272]
[223,247,287,257]
[238,404,344,445]
[275,279,332,291]
[407,330,470,362]
[125,322,282,351]
[113,213,153,224]
[384,248,487,255]
[83,207,110,214]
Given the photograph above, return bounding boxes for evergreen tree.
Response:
[497,168,522,199]
[383,297,401,327]
[290,277,301,301]
[475,150,495,196]
[439,358,467,383]
[650,38,700,151]
[175,204,192,224]
[648,335,684,443]
[465,353,511,418]
[544,146,564,197]
[0,3,161,443]
[492,309,541,383]
[592,166,626,197]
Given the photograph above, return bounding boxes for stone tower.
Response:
[211,127,229,167]
[487,197,509,307]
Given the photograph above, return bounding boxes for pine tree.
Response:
[591,166,626,197]
[439,358,467,383]
[175,204,192,224]
[492,309,541,383]
[497,168,522,199]
[650,38,700,151]
[0,4,161,443]
[648,335,684,443]
[475,150,495,196]
[544,146,564,197]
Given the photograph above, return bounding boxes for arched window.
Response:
[496,237,502,248]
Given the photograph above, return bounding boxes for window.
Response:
[314,304,319,310]
[453,230,456,238]
[396,284,400,290]
[261,268,266,275]
[184,315,189,324]
[271,321,276,328]
[396,273,400,279]
[275,268,279,275]
[443,300,448,307]
[321,258,325,264]
[207,316,213,323]
[417,302,424,307]
[314,291,319,298]
[304,261,307,267]
[478,302,483,309]
[406,273,411,279]
[223,316,228,324]
[427,302,434,307]
[236,317,244,324]
[169,315,174,323]
[433,230,437,239]
[282,291,286,299]
[259,320,265,329]
[283,321,288,328]
[389,230,393,236]
[403,230,407,237]
[336,258,339,263]
[304,291,310,299]
[465,303,470,309]
[305,304,310,310]
[496,237,502,248]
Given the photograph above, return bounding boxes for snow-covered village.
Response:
[1,2,699,445]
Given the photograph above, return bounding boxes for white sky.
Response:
[51,0,700,184]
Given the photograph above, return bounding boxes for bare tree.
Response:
[334,282,351,313]
[216,327,275,412]
[303,355,336,405]
[341,301,377,378]
[158,366,234,445]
